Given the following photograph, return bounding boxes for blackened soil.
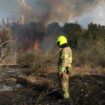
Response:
[0,74,105,105]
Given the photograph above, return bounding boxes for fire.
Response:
[34,39,39,50]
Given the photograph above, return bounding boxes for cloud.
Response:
[77,4,105,27]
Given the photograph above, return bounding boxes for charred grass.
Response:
[0,72,105,105]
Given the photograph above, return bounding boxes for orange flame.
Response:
[34,39,39,50]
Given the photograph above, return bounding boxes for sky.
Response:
[0,0,105,27]
[76,5,105,27]
[0,0,21,19]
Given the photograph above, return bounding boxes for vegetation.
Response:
[0,21,105,67]
[0,28,13,63]
[0,22,105,105]
[63,23,105,67]
[17,51,47,68]
[15,22,105,68]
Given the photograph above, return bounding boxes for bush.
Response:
[17,52,36,68]
[0,28,12,63]
[17,51,48,68]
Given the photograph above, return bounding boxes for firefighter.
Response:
[56,35,72,99]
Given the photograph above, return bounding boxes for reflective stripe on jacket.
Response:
[58,46,72,71]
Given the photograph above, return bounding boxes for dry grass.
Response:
[73,40,105,67]
[16,45,105,87]
[17,51,46,68]
[17,39,105,71]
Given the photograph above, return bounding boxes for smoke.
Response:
[24,0,105,25]
[0,0,105,25]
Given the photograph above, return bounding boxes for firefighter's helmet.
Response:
[56,35,68,46]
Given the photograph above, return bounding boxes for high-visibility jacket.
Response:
[58,46,72,72]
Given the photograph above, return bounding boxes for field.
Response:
[0,64,105,105]
[0,23,105,105]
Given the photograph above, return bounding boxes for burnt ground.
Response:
[0,66,105,105]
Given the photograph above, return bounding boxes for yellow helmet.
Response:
[56,35,68,46]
